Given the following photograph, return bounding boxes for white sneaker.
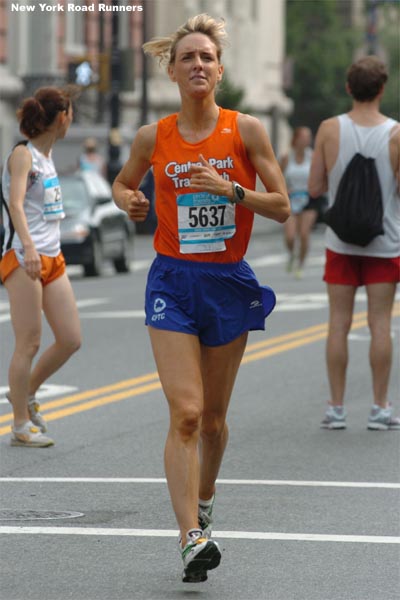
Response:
[321,405,347,429]
[6,391,48,433]
[28,397,48,433]
[368,405,400,431]
[179,528,221,583]
[11,421,54,447]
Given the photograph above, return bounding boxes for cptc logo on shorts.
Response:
[152,297,166,321]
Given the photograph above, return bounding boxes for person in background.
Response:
[280,126,319,278]
[0,86,81,447]
[79,137,106,176]
[309,56,400,431]
[112,13,289,583]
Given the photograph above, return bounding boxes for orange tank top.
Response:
[150,108,256,262]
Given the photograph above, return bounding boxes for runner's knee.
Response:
[65,335,81,355]
[15,335,41,359]
[171,404,202,440]
[56,332,81,356]
[201,415,226,442]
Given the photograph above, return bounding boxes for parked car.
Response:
[59,170,133,277]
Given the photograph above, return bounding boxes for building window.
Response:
[65,4,85,56]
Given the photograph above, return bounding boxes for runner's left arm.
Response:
[189,114,290,223]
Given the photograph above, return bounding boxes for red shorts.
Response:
[0,249,66,286]
[324,249,400,286]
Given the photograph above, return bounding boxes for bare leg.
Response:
[326,284,357,406]
[283,215,297,270]
[366,282,396,408]
[149,326,248,542]
[4,268,42,427]
[199,332,248,501]
[29,273,81,395]
[148,328,203,542]
[298,210,317,268]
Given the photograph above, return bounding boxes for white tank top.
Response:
[1,141,64,262]
[326,114,400,257]
[284,147,312,214]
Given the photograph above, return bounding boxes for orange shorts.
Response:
[0,249,66,286]
[324,249,400,286]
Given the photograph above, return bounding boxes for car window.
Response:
[59,177,90,215]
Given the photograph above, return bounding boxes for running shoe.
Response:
[6,391,47,433]
[11,421,54,448]
[294,268,304,280]
[179,528,221,583]
[28,397,48,433]
[321,405,347,430]
[367,405,400,431]
[198,494,215,538]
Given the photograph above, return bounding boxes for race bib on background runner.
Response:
[43,176,65,221]
[289,190,309,215]
[177,192,236,253]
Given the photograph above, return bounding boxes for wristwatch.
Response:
[231,181,245,204]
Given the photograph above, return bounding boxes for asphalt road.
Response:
[1,226,399,600]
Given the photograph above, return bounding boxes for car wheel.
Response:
[84,237,103,277]
[113,234,131,274]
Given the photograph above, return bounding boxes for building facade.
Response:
[0,0,291,165]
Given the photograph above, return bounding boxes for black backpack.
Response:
[324,152,384,247]
[0,174,6,261]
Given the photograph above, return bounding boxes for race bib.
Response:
[177,192,236,254]
[43,176,65,221]
[289,190,309,215]
[289,190,308,215]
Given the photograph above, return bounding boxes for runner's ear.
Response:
[168,64,177,83]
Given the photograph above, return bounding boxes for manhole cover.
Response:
[0,510,84,521]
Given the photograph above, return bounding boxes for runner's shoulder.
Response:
[317,117,338,137]
[132,123,158,159]
[8,142,32,175]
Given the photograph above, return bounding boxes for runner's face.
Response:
[294,128,311,149]
[168,33,223,98]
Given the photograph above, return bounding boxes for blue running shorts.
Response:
[145,254,276,347]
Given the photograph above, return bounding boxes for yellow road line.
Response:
[0,371,159,424]
[1,307,398,436]
[244,306,399,363]
[244,309,367,353]
[0,382,162,436]
[37,382,162,424]
[242,331,328,364]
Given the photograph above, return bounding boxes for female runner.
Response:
[113,14,289,582]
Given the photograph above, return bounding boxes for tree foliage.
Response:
[286,0,361,133]
[216,70,247,112]
[379,3,400,120]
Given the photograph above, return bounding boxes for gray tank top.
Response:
[327,114,399,257]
